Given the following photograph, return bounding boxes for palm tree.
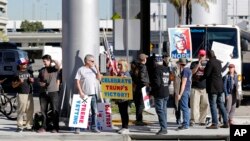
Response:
[168,0,216,24]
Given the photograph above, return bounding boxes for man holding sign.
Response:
[75,54,102,134]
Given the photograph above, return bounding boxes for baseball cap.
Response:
[199,49,206,56]
[177,58,188,65]
[229,64,235,68]
[138,53,148,61]
[17,58,29,65]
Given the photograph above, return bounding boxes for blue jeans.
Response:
[154,96,169,130]
[90,95,98,129]
[208,93,228,125]
[180,91,190,128]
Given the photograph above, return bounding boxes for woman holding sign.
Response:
[115,59,131,134]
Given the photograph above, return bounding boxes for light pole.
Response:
[158,0,163,55]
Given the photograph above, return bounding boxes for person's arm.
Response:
[94,64,102,81]
[75,79,84,98]
[178,77,187,100]
[12,76,23,88]
[191,61,200,75]
[199,61,212,81]
[140,65,149,86]
[52,59,61,70]
[223,76,229,97]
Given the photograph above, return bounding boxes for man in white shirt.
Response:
[75,54,102,134]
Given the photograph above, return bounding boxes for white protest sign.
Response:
[211,41,234,64]
[86,103,113,131]
[142,86,151,111]
[68,95,91,128]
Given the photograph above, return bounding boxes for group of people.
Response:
[12,50,238,135]
[13,54,61,133]
[112,49,238,135]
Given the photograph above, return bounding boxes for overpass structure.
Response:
[7,31,113,47]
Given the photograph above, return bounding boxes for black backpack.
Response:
[32,112,44,131]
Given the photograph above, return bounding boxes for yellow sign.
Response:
[101,76,133,100]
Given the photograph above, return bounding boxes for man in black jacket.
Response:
[151,56,170,135]
[200,50,229,129]
[134,53,150,126]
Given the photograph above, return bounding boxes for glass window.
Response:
[190,27,238,58]
[3,52,16,62]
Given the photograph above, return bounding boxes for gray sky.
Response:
[7,0,112,20]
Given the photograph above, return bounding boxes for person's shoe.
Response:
[23,128,33,132]
[16,128,23,133]
[206,124,218,129]
[37,128,46,133]
[51,129,58,133]
[156,129,168,135]
[134,121,147,126]
[190,122,195,127]
[176,126,189,131]
[75,128,80,134]
[220,124,229,128]
[91,128,101,133]
[199,123,206,126]
[118,128,129,134]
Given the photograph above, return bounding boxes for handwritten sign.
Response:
[68,95,91,128]
[142,86,151,111]
[212,41,234,64]
[86,103,113,131]
[101,76,133,100]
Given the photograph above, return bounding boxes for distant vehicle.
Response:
[0,42,30,77]
[19,46,62,72]
[175,24,249,96]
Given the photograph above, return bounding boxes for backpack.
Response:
[32,112,44,131]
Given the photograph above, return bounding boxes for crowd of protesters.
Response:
[10,49,238,135]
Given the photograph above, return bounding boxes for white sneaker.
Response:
[118,128,129,134]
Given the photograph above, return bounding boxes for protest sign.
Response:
[86,103,113,131]
[212,41,234,64]
[68,95,91,128]
[168,28,192,60]
[142,86,151,111]
[101,76,133,100]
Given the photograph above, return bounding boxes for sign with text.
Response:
[86,103,113,131]
[142,86,151,111]
[68,95,91,128]
[101,76,133,100]
[230,125,250,140]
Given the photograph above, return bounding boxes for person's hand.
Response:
[29,77,34,83]
[226,95,229,101]
[19,78,24,83]
[39,82,47,87]
[79,92,85,99]
[176,94,182,101]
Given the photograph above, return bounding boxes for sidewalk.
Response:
[0,97,249,141]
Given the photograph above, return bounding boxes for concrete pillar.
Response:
[61,0,99,118]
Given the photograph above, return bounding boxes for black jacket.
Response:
[136,63,150,89]
[151,65,170,98]
[201,57,224,94]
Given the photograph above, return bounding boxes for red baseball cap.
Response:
[229,64,235,68]
[198,49,206,56]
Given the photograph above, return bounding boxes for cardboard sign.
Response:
[101,76,133,100]
[86,103,113,131]
[68,95,91,128]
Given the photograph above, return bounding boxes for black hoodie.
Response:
[151,65,170,98]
